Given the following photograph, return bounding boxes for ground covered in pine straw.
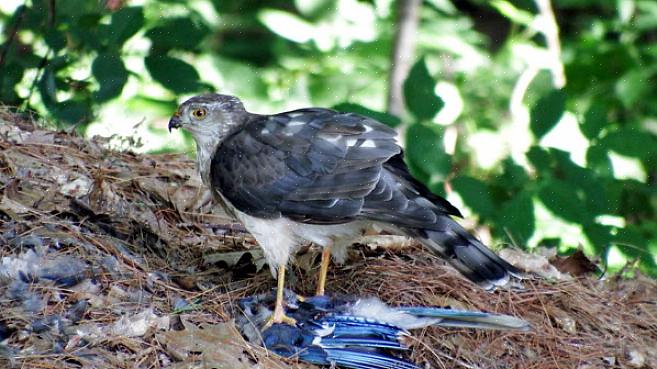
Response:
[1,111,656,369]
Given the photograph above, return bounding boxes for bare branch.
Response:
[535,0,565,88]
[387,0,421,116]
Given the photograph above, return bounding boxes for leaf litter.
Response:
[0,109,656,369]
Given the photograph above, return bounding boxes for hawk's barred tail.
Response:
[406,219,522,290]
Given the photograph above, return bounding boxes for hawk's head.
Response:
[168,94,247,139]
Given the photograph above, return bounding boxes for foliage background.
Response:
[1,0,656,277]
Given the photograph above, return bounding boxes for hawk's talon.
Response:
[262,307,297,330]
[262,264,298,330]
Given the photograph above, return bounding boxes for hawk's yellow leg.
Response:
[263,264,297,329]
[316,246,331,296]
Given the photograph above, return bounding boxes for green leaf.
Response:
[497,157,529,191]
[639,254,657,278]
[403,57,444,121]
[405,123,451,180]
[332,103,401,128]
[639,239,657,278]
[601,128,657,159]
[615,69,650,109]
[497,191,535,245]
[295,0,336,18]
[146,18,209,51]
[550,149,612,215]
[526,146,551,172]
[145,55,201,94]
[583,223,612,255]
[452,176,495,218]
[53,100,93,124]
[0,63,24,104]
[530,89,566,139]
[38,69,58,108]
[92,52,128,102]
[538,178,589,223]
[617,180,655,221]
[580,102,607,140]
[613,226,648,258]
[108,7,144,47]
[44,29,66,51]
[586,144,613,177]
[490,0,534,26]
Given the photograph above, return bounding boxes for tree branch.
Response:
[535,0,565,88]
[387,0,421,116]
[0,5,27,69]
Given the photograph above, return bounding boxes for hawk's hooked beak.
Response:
[168,112,182,132]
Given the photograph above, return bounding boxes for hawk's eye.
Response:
[191,108,207,120]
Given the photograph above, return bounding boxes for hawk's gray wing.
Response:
[211,108,519,288]
[210,109,460,224]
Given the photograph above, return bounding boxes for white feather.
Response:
[350,297,440,330]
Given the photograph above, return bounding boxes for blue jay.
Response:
[237,290,529,369]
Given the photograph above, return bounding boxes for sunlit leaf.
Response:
[403,57,444,121]
[635,1,657,30]
[615,69,650,109]
[258,9,314,43]
[530,89,566,139]
[295,0,336,18]
[491,0,534,26]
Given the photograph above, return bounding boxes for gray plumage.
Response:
[169,94,521,289]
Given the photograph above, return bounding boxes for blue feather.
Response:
[323,348,419,369]
[318,336,406,350]
[398,306,530,330]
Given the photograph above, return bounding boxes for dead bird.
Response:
[236,290,529,369]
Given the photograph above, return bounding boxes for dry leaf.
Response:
[551,250,598,276]
[109,308,169,337]
[499,248,570,280]
[158,319,254,369]
[203,250,266,273]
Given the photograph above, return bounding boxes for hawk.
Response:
[169,94,520,326]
